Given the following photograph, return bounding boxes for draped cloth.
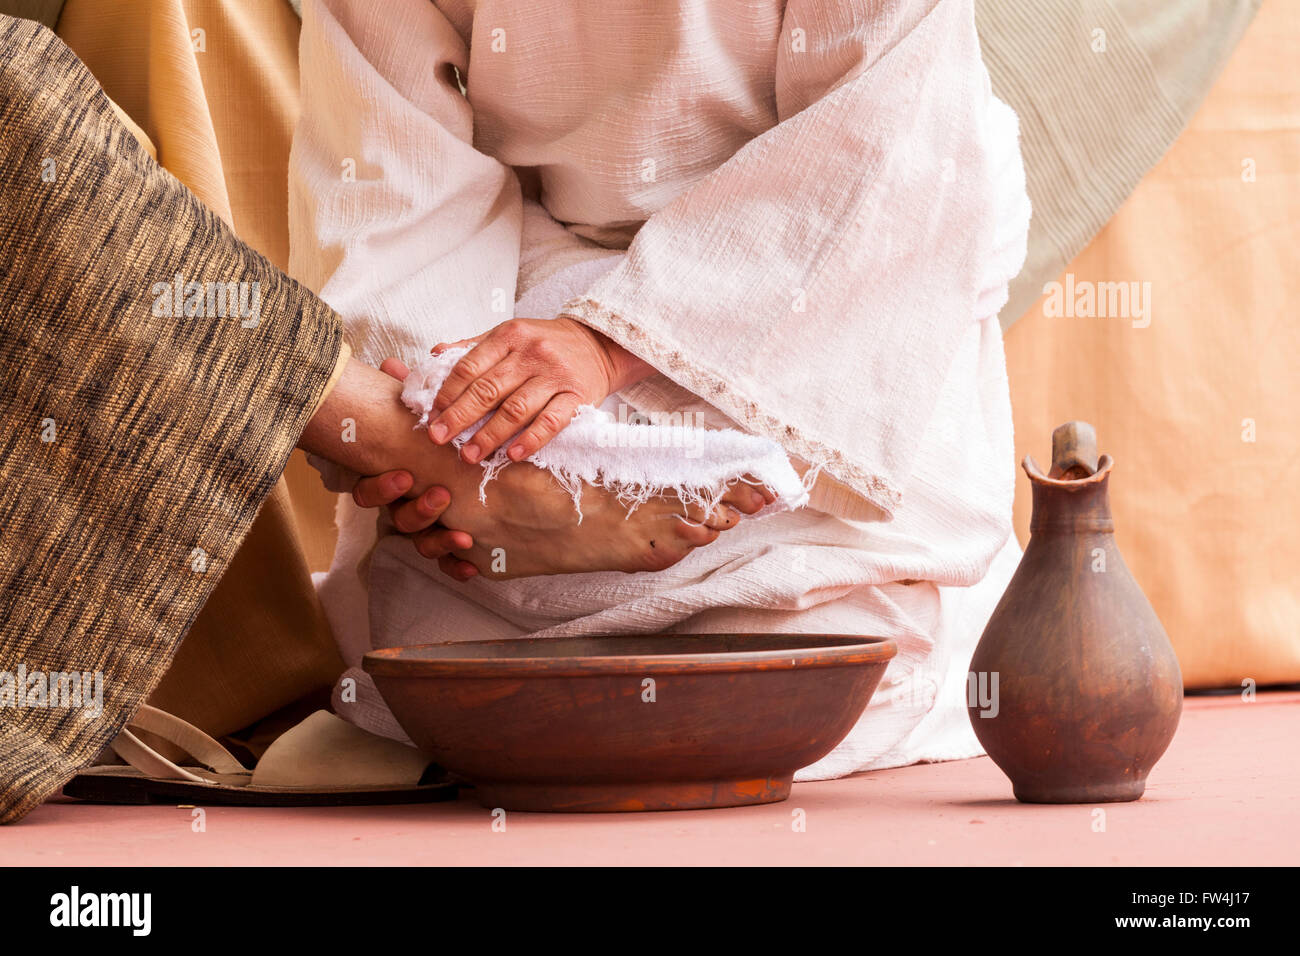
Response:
[0,17,345,822]
[54,0,348,746]
[290,0,1031,776]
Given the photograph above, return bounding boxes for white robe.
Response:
[289,0,1031,779]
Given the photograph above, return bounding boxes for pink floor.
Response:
[6,692,1297,866]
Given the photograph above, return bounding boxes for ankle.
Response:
[299,358,415,476]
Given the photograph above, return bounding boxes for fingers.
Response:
[459,377,553,464]
[349,466,480,579]
[430,337,476,356]
[352,470,413,509]
[379,357,411,382]
[431,337,512,421]
[390,485,467,538]
[430,358,534,450]
[437,554,480,582]
[411,533,478,582]
[505,392,582,461]
[412,525,474,560]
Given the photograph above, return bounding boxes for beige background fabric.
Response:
[56,0,343,737]
[977,0,1261,329]
[1002,0,1299,688]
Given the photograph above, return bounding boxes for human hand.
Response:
[351,357,480,582]
[425,316,654,464]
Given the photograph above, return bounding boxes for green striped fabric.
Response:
[976,0,1260,328]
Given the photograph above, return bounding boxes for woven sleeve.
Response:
[0,16,344,823]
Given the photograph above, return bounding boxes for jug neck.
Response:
[1025,455,1115,535]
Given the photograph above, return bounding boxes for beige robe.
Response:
[289,0,1031,778]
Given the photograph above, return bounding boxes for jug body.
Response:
[968,423,1182,803]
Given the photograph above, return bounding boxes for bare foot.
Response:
[433,458,759,579]
[303,357,766,580]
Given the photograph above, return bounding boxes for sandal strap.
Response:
[109,704,250,782]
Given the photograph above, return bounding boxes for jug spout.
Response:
[1023,421,1115,535]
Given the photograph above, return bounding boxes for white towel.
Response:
[400,346,810,519]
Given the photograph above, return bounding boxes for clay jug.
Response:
[967,421,1182,803]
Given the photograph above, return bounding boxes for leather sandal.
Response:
[62,706,456,806]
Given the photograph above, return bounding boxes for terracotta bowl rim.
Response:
[363,634,897,679]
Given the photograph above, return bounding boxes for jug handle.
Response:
[1048,421,1100,479]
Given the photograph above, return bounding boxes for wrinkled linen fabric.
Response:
[289,0,1031,776]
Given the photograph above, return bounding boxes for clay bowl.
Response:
[363,633,896,812]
